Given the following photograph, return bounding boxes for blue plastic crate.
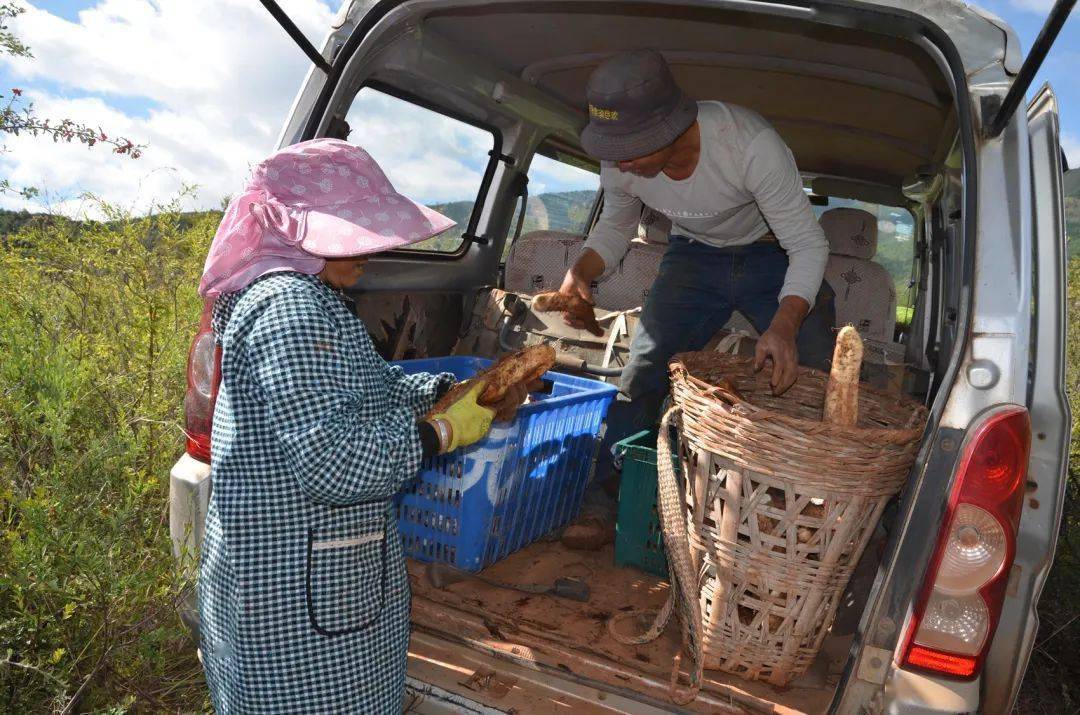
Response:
[393,355,618,571]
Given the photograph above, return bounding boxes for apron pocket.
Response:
[305,513,388,636]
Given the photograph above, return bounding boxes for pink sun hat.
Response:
[199,138,455,297]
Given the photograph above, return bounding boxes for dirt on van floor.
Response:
[407,541,837,714]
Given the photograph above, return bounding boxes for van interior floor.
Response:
[406,541,842,714]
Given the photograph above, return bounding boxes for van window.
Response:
[503,148,600,260]
[811,198,917,324]
[342,87,497,253]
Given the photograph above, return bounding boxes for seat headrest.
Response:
[820,208,878,260]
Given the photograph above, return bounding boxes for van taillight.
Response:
[183,299,221,463]
[900,406,1031,679]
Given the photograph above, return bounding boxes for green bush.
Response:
[0,198,213,712]
[1016,258,1080,712]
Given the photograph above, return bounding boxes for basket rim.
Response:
[669,353,928,443]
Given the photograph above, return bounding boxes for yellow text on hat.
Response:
[589,105,619,121]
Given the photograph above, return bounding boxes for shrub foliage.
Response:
[0,199,213,712]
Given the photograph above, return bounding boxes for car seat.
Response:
[820,207,897,342]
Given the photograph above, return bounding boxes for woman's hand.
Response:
[428,381,495,452]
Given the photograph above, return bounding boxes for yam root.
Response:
[426,345,556,418]
[755,490,786,534]
[737,606,784,633]
[478,344,556,404]
[532,291,604,337]
[755,491,822,544]
[823,326,863,427]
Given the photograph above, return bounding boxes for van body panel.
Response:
[984,84,1071,712]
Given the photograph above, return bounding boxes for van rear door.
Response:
[983,84,1071,711]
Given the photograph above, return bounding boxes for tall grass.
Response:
[0,198,213,712]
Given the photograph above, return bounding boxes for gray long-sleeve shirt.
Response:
[584,101,828,306]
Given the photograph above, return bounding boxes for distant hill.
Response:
[0,209,223,239]
[5,175,1073,280]
[423,189,597,253]
[0,209,85,236]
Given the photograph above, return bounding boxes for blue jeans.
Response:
[599,236,835,474]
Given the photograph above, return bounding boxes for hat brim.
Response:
[299,192,456,258]
[580,96,698,162]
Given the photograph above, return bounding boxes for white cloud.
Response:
[1062,131,1080,171]
[527,154,599,195]
[343,89,494,204]
[0,0,337,216]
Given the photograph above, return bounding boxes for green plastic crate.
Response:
[613,430,677,579]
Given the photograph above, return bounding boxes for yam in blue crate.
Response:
[393,355,617,571]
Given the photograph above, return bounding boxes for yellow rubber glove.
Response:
[430,381,495,452]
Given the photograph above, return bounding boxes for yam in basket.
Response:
[608,327,927,702]
[665,327,926,689]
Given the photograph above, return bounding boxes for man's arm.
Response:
[579,180,643,281]
[744,129,830,393]
[558,178,642,329]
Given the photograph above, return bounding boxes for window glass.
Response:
[522,153,600,235]
[810,198,917,317]
[503,150,600,260]
[343,87,496,252]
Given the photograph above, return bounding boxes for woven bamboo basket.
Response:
[661,350,927,688]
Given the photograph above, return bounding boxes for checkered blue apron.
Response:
[198,272,452,713]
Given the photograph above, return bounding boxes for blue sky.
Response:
[0,0,1077,215]
[978,0,1080,167]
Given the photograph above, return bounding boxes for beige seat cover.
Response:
[504,229,665,312]
[504,223,759,338]
[820,208,897,342]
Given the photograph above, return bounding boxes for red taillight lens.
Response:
[905,646,977,677]
[901,406,1031,679]
[184,299,221,463]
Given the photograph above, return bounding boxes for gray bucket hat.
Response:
[580,50,698,162]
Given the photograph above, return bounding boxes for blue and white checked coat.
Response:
[199,272,452,713]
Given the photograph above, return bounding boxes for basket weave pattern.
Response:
[669,352,927,686]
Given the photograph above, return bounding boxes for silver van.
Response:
[170,0,1075,711]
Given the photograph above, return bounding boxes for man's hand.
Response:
[558,248,605,331]
[754,296,810,395]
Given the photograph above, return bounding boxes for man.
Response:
[558,50,835,547]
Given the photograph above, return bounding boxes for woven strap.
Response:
[713,330,748,355]
[606,406,703,704]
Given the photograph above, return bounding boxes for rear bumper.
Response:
[884,668,980,714]
[169,453,211,637]
[169,453,211,561]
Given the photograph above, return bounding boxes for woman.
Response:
[196,139,520,712]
